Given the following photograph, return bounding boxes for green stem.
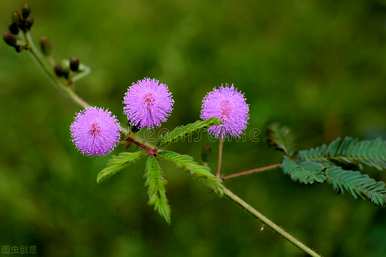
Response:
[216,137,224,177]
[223,187,322,257]
[222,163,281,180]
[72,64,91,82]
[25,32,90,108]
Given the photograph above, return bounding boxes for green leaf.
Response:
[158,118,221,146]
[281,157,326,184]
[299,137,386,170]
[97,151,144,184]
[145,156,171,223]
[158,150,224,195]
[267,123,296,156]
[325,164,386,206]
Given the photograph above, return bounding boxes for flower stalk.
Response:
[216,137,224,177]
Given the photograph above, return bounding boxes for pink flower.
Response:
[123,78,174,128]
[201,85,249,138]
[70,107,120,156]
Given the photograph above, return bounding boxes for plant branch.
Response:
[223,186,321,257]
[222,163,281,180]
[126,132,158,156]
[23,32,138,147]
[216,137,224,177]
[25,32,91,109]
[20,30,321,256]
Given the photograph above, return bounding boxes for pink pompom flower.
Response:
[70,107,121,156]
[200,85,249,138]
[123,78,174,128]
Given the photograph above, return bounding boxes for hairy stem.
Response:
[216,137,224,177]
[222,163,281,180]
[223,187,321,257]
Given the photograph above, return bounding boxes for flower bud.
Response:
[3,32,17,47]
[24,17,34,31]
[9,22,19,35]
[69,58,80,72]
[130,124,140,133]
[54,64,70,79]
[21,3,31,19]
[39,36,52,56]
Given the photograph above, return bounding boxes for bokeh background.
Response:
[1,0,386,256]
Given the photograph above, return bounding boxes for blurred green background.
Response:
[1,0,386,256]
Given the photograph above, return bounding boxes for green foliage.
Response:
[97,151,144,183]
[282,136,386,206]
[145,156,171,223]
[158,150,224,195]
[158,118,221,146]
[282,157,326,184]
[267,123,296,156]
[324,165,386,206]
[299,137,386,171]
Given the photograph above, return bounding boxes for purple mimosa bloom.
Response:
[200,85,249,138]
[123,78,174,128]
[70,107,121,156]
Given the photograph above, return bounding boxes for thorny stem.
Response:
[21,31,322,257]
[223,187,321,257]
[216,137,224,177]
[222,163,281,180]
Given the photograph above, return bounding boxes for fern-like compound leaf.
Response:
[97,151,144,184]
[145,156,171,223]
[325,165,386,206]
[299,137,386,170]
[267,123,296,156]
[281,157,326,184]
[158,150,224,195]
[158,118,221,146]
